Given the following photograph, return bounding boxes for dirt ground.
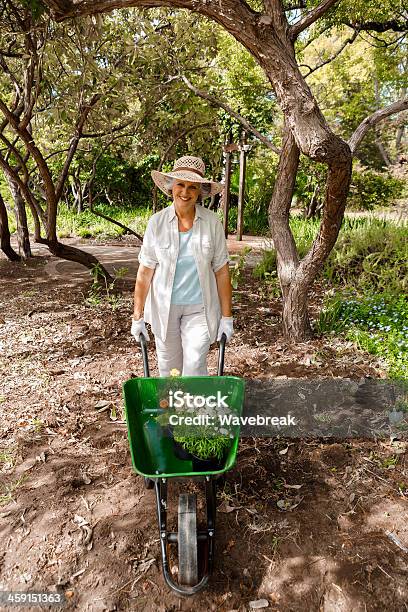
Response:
[1,244,407,612]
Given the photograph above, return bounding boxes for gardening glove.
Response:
[131,317,150,342]
[217,316,234,342]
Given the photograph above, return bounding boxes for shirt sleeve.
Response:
[138,217,158,270]
[211,218,230,273]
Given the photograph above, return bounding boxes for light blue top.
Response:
[170,229,203,305]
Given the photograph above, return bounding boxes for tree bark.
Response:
[0,192,21,261]
[395,124,405,158]
[268,123,310,337]
[7,176,32,258]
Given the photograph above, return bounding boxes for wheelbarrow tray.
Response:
[123,375,245,478]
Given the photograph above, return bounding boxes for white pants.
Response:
[155,304,211,377]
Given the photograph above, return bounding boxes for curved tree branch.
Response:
[348,97,408,155]
[343,19,408,33]
[290,0,340,40]
[300,29,359,77]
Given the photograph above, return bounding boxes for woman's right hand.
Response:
[131,317,150,342]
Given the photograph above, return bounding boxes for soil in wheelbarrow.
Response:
[1,251,407,612]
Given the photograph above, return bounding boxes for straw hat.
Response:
[151,156,224,199]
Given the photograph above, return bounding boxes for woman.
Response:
[131,155,234,376]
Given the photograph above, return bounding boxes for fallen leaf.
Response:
[219,504,242,513]
[249,599,269,609]
[94,400,111,411]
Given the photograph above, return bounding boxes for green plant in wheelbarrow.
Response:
[156,384,237,471]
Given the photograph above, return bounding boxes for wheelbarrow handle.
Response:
[139,333,150,377]
[217,332,226,377]
[139,331,227,377]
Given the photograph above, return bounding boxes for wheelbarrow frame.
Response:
[123,333,244,595]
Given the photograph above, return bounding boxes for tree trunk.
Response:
[395,124,405,157]
[268,123,313,338]
[0,192,21,261]
[8,176,32,258]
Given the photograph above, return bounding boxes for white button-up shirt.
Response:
[138,203,229,343]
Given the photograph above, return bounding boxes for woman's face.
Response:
[172,179,201,209]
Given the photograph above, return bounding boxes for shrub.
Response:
[348,168,405,210]
[324,218,407,295]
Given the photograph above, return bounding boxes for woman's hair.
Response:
[164,177,212,202]
[163,177,174,196]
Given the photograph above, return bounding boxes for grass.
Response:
[0,450,14,467]
[173,434,231,461]
[8,203,152,239]
[0,475,26,506]
[57,203,151,238]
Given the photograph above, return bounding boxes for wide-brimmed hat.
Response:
[151,156,224,199]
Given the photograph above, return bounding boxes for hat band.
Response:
[173,166,204,178]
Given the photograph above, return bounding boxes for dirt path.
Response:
[1,248,407,612]
[18,235,268,285]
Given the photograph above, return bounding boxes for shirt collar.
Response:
[168,203,203,223]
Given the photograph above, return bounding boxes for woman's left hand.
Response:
[217,316,234,342]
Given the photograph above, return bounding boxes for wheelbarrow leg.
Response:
[154,479,171,581]
[205,476,217,574]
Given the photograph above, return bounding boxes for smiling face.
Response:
[172,179,201,210]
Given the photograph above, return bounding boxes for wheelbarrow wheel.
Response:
[178,493,198,586]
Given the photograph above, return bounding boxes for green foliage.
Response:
[324,218,408,294]
[221,148,277,236]
[348,167,405,210]
[253,249,277,280]
[65,153,159,210]
[21,0,47,19]
[300,17,407,169]
[317,293,408,380]
[294,156,327,209]
[85,263,128,309]
[230,247,252,289]
[214,30,278,137]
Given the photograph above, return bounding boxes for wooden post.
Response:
[222,130,233,239]
[236,131,248,241]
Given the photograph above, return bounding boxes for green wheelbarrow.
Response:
[122,334,245,595]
